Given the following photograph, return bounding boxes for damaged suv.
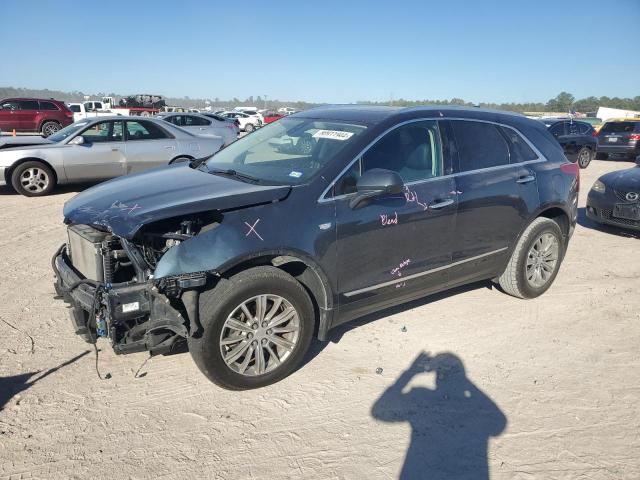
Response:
[53,106,579,390]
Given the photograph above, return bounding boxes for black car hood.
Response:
[63,163,291,239]
[602,166,640,191]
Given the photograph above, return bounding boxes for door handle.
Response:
[516,175,536,184]
[111,147,120,151]
[164,145,175,149]
[428,198,454,210]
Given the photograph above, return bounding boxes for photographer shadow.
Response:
[371,352,506,479]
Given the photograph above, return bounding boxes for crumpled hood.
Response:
[0,135,54,150]
[63,163,291,239]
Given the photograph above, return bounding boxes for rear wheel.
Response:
[498,217,564,299]
[577,147,592,168]
[188,266,315,390]
[41,121,61,137]
[11,160,56,197]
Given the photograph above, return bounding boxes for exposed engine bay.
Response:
[53,213,221,357]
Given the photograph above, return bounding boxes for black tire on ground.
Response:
[188,266,315,390]
[169,156,191,164]
[244,123,255,133]
[595,152,608,160]
[498,217,564,299]
[40,121,61,137]
[10,160,56,197]
[577,147,593,169]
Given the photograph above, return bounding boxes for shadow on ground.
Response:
[0,350,90,411]
[0,182,99,197]
[577,206,640,239]
[372,351,507,479]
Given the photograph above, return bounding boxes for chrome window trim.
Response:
[343,247,509,297]
[318,117,545,204]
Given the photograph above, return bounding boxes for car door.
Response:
[17,100,40,132]
[62,120,126,181]
[332,119,458,322]
[0,99,20,131]
[446,119,540,285]
[124,120,178,173]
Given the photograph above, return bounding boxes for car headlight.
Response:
[592,180,606,193]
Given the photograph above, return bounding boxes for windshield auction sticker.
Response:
[312,130,354,141]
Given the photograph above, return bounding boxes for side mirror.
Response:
[68,135,85,145]
[349,168,404,210]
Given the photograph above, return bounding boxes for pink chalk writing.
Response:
[395,282,407,289]
[244,219,264,241]
[403,186,428,210]
[380,212,398,226]
[390,258,411,277]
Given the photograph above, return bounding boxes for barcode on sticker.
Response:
[312,130,354,141]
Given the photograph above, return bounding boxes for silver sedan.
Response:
[0,116,223,196]
[155,112,238,146]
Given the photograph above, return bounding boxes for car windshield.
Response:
[47,121,91,143]
[204,117,367,184]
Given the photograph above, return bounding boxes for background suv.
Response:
[596,119,640,160]
[0,98,74,136]
[541,118,596,168]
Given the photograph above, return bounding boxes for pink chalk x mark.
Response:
[121,203,141,215]
[244,219,264,241]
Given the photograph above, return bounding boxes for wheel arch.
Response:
[38,118,61,132]
[169,154,194,164]
[6,157,59,186]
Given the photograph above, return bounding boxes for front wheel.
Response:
[188,266,315,390]
[244,123,255,133]
[11,160,56,197]
[498,217,564,299]
[577,147,592,169]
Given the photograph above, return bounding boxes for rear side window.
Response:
[19,100,39,110]
[548,123,565,137]
[601,121,638,134]
[126,121,170,140]
[451,120,510,171]
[500,127,538,163]
[39,101,59,111]
[184,115,210,126]
[577,123,592,135]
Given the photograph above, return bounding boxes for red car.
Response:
[0,98,74,137]
[263,111,284,124]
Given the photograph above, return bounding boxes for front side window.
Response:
[451,120,510,171]
[81,121,123,143]
[1,101,20,110]
[204,117,367,185]
[125,121,170,140]
[164,115,182,126]
[68,105,81,112]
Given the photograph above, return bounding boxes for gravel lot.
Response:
[0,159,639,479]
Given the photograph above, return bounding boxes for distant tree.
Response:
[546,91,575,112]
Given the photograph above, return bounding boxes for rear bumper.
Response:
[596,144,639,156]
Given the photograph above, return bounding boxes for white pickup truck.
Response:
[67,102,118,122]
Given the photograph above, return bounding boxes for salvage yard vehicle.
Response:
[52,106,578,390]
[0,97,74,136]
[541,118,596,168]
[586,156,640,231]
[155,112,237,146]
[220,111,260,132]
[595,119,640,160]
[0,117,223,196]
[67,102,115,122]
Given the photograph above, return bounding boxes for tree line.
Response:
[1,87,639,114]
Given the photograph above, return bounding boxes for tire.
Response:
[595,152,608,160]
[244,123,255,133]
[169,156,191,164]
[188,266,315,390]
[577,147,592,169]
[498,217,564,299]
[11,160,56,197]
[40,121,61,137]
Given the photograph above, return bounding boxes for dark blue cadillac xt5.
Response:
[53,106,579,389]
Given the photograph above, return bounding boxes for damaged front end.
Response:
[53,214,220,356]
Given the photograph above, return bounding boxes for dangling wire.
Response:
[88,284,111,380]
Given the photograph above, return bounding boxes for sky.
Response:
[0,0,638,104]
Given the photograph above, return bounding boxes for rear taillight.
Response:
[629,133,640,141]
[592,130,599,137]
[560,162,580,190]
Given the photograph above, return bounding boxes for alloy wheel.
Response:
[219,294,301,376]
[42,123,60,136]
[525,232,559,288]
[20,167,50,193]
[578,149,591,168]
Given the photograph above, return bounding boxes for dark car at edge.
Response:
[52,106,579,389]
[540,118,597,169]
[595,119,640,161]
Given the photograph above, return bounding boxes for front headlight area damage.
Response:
[54,211,222,357]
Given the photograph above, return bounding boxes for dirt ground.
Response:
[1,159,639,480]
